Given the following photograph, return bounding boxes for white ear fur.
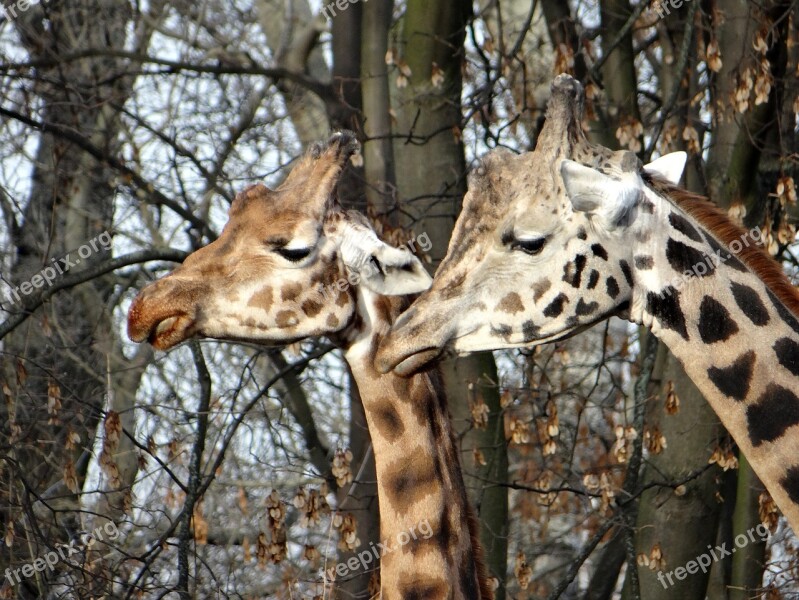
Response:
[643,151,687,185]
[339,224,432,295]
[560,160,611,213]
[560,160,640,229]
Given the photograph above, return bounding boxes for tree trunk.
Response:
[2,4,153,595]
[361,0,397,217]
[392,0,509,593]
[627,348,725,600]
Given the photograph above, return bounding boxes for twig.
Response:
[0,249,188,340]
[620,332,660,600]
[0,105,216,240]
[175,342,212,599]
[644,2,699,161]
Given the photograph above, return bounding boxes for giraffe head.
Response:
[376,75,687,375]
[128,132,431,350]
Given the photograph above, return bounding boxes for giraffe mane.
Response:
[647,175,799,319]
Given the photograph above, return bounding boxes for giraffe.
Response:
[376,74,799,533]
[126,132,490,599]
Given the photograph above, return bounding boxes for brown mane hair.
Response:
[647,175,799,319]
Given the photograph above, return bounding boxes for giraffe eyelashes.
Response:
[511,237,547,256]
[275,247,313,263]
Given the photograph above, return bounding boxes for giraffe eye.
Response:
[511,238,546,256]
[276,247,312,263]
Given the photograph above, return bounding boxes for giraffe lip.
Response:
[148,314,194,350]
[392,347,445,377]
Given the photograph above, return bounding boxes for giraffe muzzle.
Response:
[390,347,446,377]
[127,282,197,350]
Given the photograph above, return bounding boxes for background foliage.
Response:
[0,0,798,598]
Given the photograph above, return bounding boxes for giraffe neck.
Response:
[629,188,799,532]
[341,292,488,599]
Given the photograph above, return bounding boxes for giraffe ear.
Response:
[561,160,640,229]
[339,223,432,295]
[643,151,687,185]
[360,244,433,295]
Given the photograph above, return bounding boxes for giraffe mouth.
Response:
[148,314,195,350]
[392,347,447,377]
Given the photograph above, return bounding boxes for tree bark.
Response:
[2,4,155,593]
[361,0,397,217]
[392,0,508,593]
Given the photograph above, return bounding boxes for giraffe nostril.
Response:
[392,306,420,332]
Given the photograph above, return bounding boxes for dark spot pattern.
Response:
[576,298,599,316]
[497,292,524,314]
[522,320,540,341]
[275,310,298,328]
[640,199,655,214]
[532,279,552,303]
[634,255,654,270]
[587,270,599,289]
[747,385,799,447]
[606,276,620,299]
[562,255,587,288]
[384,452,439,514]
[247,286,273,312]
[371,400,405,443]
[730,282,770,326]
[646,288,688,340]
[774,337,799,376]
[780,466,799,504]
[577,227,588,240]
[392,377,428,427]
[405,510,449,557]
[704,233,747,272]
[301,298,323,317]
[281,283,303,302]
[543,293,569,318]
[767,289,799,335]
[620,260,633,286]
[707,351,755,401]
[668,212,703,242]
[591,244,608,261]
[397,579,450,600]
[458,550,481,598]
[491,324,513,339]
[666,238,715,278]
[698,296,739,344]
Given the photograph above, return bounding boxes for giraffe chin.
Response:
[148,315,194,350]
[392,348,445,377]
